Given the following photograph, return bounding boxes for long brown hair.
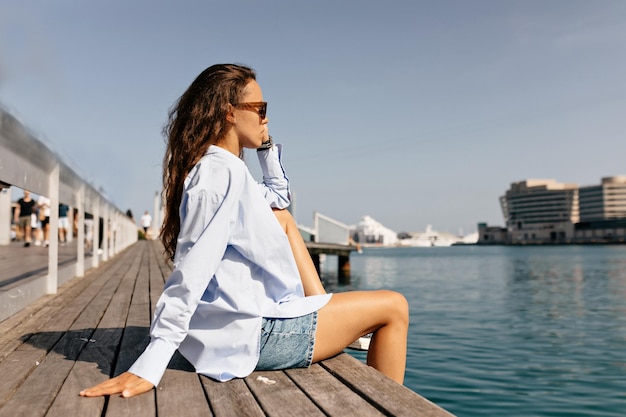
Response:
[161,63,256,260]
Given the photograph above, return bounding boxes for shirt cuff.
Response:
[256,143,286,179]
[127,337,179,387]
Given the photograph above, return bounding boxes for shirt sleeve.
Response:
[256,144,291,209]
[128,171,242,387]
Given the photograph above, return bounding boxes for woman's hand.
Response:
[79,372,154,398]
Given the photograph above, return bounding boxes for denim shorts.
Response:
[255,311,318,371]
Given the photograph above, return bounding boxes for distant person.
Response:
[14,190,36,247]
[81,63,408,399]
[73,208,79,238]
[98,217,104,254]
[140,210,152,234]
[59,203,70,245]
[38,195,51,247]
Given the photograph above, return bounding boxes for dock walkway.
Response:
[0,241,453,417]
[0,240,84,287]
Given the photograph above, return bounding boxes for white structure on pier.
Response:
[353,215,398,246]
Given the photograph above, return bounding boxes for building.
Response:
[477,223,507,245]
[579,176,626,222]
[574,176,626,243]
[482,176,626,245]
[352,215,398,246]
[500,179,579,243]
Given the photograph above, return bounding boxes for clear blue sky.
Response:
[2,0,625,234]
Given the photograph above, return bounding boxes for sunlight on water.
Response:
[322,245,626,417]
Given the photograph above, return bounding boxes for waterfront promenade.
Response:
[0,240,454,417]
[0,240,85,288]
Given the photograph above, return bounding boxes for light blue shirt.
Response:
[128,145,331,386]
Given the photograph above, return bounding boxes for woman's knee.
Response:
[378,290,409,325]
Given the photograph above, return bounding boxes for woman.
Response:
[80,64,408,398]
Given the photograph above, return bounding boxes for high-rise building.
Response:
[499,179,579,243]
[574,176,626,242]
[479,176,626,245]
[579,176,626,222]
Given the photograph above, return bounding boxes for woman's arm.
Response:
[272,208,326,296]
[257,142,324,295]
[256,144,291,209]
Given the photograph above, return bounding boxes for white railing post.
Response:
[113,211,119,255]
[47,164,60,294]
[102,205,109,262]
[0,187,11,245]
[76,185,85,277]
[152,191,160,240]
[92,199,100,268]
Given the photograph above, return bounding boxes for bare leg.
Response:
[24,224,32,243]
[272,209,408,383]
[35,227,43,244]
[314,290,408,384]
[272,209,326,296]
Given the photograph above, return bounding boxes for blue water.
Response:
[321,245,626,417]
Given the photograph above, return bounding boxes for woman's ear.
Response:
[226,104,236,124]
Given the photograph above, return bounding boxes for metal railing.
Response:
[0,106,138,321]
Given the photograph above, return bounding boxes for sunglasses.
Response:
[234,101,267,119]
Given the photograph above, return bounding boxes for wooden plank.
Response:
[0,240,85,287]
[245,370,326,417]
[0,350,77,417]
[321,354,455,417]
[286,364,385,417]
[0,246,132,413]
[141,242,212,416]
[0,349,46,409]
[111,280,151,373]
[0,240,121,359]
[156,352,213,417]
[148,240,169,309]
[143,243,213,416]
[202,376,265,417]
[0,261,98,360]
[0,246,136,417]
[0,299,56,357]
[46,245,144,417]
[47,367,107,417]
[106,244,155,417]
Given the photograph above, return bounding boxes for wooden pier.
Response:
[305,241,359,284]
[0,241,454,417]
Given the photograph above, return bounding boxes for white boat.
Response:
[397,225,460,247]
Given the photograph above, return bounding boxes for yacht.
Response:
[398,225,460,247]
